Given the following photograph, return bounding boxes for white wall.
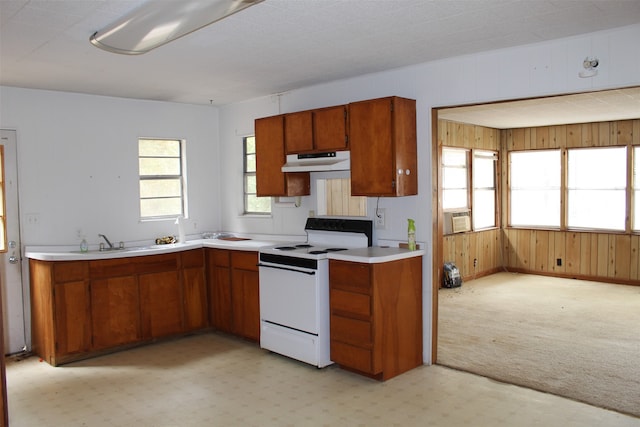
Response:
[218,23,640,363]
[0,87,220,248]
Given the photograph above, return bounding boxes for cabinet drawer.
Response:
[331,340,378,375]
[54,261,88,282]
[89,258,135,279]
[330,315,372,345]
[329,260,370,291]
[209,249,230,267]
[135,253,178,274]
[330,289,371,317]
[181,249,204,268]
[231,251,258,271]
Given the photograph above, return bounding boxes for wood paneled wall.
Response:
[438,118,640,285]
[438,120,502,281]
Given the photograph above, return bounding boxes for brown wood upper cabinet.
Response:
[255,114,310,197]
[349,96,417,197]
[284,105,348,154]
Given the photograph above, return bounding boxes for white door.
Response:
[0,129,26,354]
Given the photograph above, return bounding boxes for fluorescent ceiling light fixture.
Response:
[90,0,264,55]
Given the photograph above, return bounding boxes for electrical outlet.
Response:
[375,209,386,229]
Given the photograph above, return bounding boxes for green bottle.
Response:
[407,219,416,251]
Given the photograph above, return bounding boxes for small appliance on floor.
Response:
[443,262,462,288]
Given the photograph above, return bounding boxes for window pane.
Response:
[140,197,182,217]
[511,189,561,227]
[568,147,626,230]
[139,157,181,176]
[139,139,180,157]
[568,147,626,189]
[140,179,181,198]
[443,189,467,210]
[245,175,257,193]
[473,154,495,188]
[569,189,625,230]
[510,150,560,227]
[473,189,495,229]
[443,168,467,189]
[245,136,256,154]
[245,194,271,213]
[246,153,256,173]
[443,149,467,166]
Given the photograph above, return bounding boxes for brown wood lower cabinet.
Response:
[329,256,422,380]
[30,249,208,366]
[91,275,141,350]
[207,249,260,342]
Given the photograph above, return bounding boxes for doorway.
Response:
[0,129,27,355]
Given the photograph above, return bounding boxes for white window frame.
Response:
[138,138,187,221]
[243,135,271,215]
[567,146,627,231]
[472,150,497,230]
[509,149,561,228]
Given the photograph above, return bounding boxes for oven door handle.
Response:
[257,263,316,275]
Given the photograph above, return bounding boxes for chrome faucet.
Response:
[98,234,114,250]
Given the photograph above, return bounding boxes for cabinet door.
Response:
[207,249,233,333]
[139,271,183,339]
[91,276,140,349]
[255,115,310,197]
[54,280,91,357]
[349,97,395,196]
[284,111,313,153]
[314,105,348,152]
[183,267,207,331]
[349,97,417,196]
[182,250,207,331]
[231,268,260,342]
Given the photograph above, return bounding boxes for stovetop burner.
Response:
[308,250,327,255]
[326,248,348,252]
[274,246,297,251]
[295,244,313,248]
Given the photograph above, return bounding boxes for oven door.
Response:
[258,258,319,335]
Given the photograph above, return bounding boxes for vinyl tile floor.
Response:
[6,333,640,427]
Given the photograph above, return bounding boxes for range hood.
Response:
[281,151,350,172]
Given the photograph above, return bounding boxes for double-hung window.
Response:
[567,147,626,231]
[473,150,497,229]
[442,148,469,210]
[509,150,561,228]
[138,138,186,220]
[244,136,270,214]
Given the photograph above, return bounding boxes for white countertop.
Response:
[26,239,425,263]
[328,247,425,264]
[25,238,280,261]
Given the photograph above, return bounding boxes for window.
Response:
[244,136,270,214]
[442,148,468,210]
[473,150,497,229]
[568,147,626,231]
[138,138,186,219]
[509,150,561,228]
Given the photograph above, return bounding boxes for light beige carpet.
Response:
[437,272,640,418]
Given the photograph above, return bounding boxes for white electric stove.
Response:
[258,218,373,367]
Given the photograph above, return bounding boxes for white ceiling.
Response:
[1,0,640,126]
